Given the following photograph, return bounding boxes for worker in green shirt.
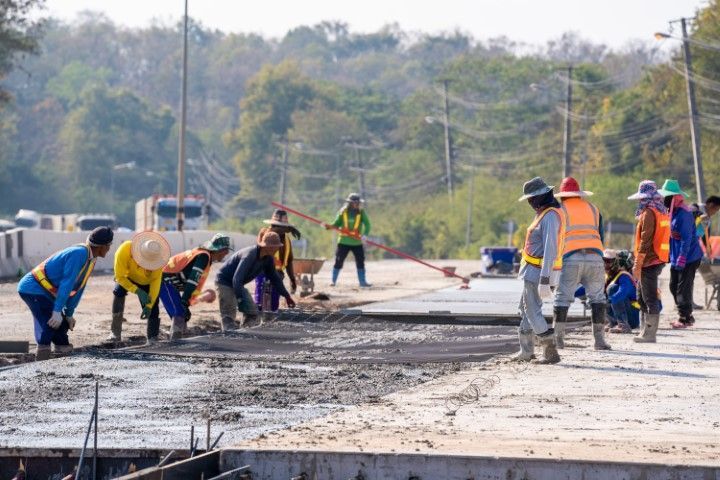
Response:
[324,193,372,287]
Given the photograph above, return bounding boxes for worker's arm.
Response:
[114,243,138,294]
[539,210,560,284]
[608,274,635,304]
[674,211,694,268]
[285,246,296,291]
[637,210,656,255]
[147,269,163,307]
[231,250,255,297]
[262,257,291,299]
[53,249,87,313]
[598,212,604,245]
[181,253,210,303]
[361,212,371,236]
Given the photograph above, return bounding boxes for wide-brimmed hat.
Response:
[657,179,690,198]
[131,231,171,271]
[627,180,659,200]
[201,233,232,252]
[262,209,295,228]
[346,193,364,203]
[518,177,553,202]
[602,249,618,260]
[555,176,593,198]
[257,230,283,248]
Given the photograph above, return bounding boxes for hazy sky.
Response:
[44,0,703,48]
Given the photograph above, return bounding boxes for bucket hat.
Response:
[627,180,659,200]
[345,193,364,203]
[555,176,593,198]
[518,177,553,202]
[131,231,171,271]
[257,230,283,248]
[202,233,232,252]
[262,209,295,228]
[657,179,690,198]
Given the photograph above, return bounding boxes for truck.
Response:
[13,210,117,231]
[135,194,208,231]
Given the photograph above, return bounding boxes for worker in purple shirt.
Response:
[17,227,113,361]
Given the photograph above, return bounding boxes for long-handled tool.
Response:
[272,202,470,286]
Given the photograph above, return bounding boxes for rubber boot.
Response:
[53,344,74,357]
[241,313,260,328]
[357,268,372,288]
[552,306,569,349]
[534,329,560,364]
[112,295,127,322]
[638,311,645,332]
[634,313,659,343]
[591,303,611,350]
[509,330,535,362]
[221,317,237,332]
[107,313,123,342]
[330,268,340,286]
[170,316,185,340]
[35,345,51,361]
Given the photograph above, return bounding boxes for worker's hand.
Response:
[65,315,76,331]
[538,284,552,300]
[285,296,296,308]
[290,280,298,294]
[675,255,687,269]
[361,235,368,242]
[141,307,152,320]
[48,311,63,329]
[322,223,331,230]
[181,300,192,322]
[136,289,151,308]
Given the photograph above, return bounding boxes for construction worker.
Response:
[325,193,371,287]
[628,180,670,343]
[254,209,301,312]
[215,230,296,331]
[512,177,564,364]
[161,233,232,339]
[18,227,113,361]
[658,179,703,329]
[697,195,720,251]
[109,231,171,344]
[552,177,610,350]
[602,249,640,333]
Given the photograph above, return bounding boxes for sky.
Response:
[43,0,705,49]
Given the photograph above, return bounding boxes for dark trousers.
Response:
[20,293,70,346]
[637,263,664,315]
[669,259,701,319]
[333,244,365,270]
[113,282,160,339]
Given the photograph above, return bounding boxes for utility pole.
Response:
[561,66,573,179]
[465,165,475,248]
[442,79,454,200]
[278,138,289,205]
[679,17,706,202]
[353,144,366,201]
[176,0,189,231]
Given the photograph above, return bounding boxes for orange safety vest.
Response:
[522,207,566,271]
[273,235,291,271]
[31,244,95,298]
[560,197,603,254]
[634,207,670,263]
[163,248,211,305]
[341,209,362,238]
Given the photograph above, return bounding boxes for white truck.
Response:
[135,195,208,231]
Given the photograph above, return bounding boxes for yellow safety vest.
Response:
[32,244,95,298]
[341,209,362,238]
[273,235,291,271]
[521,207,566,271]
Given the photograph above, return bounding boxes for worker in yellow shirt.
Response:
[108,231,171,344]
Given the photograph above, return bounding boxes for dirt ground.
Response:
[0,259,476,357]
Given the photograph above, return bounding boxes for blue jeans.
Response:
[19,293,70,347]
[555,253,606,308]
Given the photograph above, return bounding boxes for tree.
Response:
[0,0,45,104]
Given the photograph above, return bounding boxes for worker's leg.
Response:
[635,264,664,343]
[108,283,128,342]
[160,281,185,340]
[20,292,55,361]
[332,244,351,285]
[523,280,559,364]
[217,283,238,331]
[253,274,265,310]
[237,286,260,326]
[135,284,161,342]
[676,259,701,324]
[511,293,535,362]
[351,245,371,287]
[578,255,611,350]
[553,257,579,348]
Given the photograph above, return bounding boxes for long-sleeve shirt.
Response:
[216,245,290,299]
[114,240,163,307]
[163,252,210,303]
[331,208,371,247]
[607,272,637,305]
[17,245,94,316]
[519,208,561,286]
[670,207,704,267]
[636,209,663,267]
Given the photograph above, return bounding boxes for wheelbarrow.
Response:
[292,258,326,297]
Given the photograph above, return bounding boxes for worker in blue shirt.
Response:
[17,227,113,361]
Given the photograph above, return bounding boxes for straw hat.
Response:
[131,231,171,271]
[257,230,283,248]
[262,209,295,228]
[518,177,553,201]
[555,176,593,198]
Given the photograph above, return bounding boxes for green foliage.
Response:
[0,0,45,103]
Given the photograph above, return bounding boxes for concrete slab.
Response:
[237,311,720,468]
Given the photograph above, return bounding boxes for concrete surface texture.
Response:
[237,308,720,467]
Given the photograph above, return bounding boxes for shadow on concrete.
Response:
[602,349,720,362]
[557,362,710,379]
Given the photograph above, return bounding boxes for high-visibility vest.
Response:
[607,271,641,310]
[560,197,603,254]
[31,244,95,298]
[341,209,362,238]
[521,207,566,271]
[163,248,211,305]
[634,207,670,263]
[273,235,291,271]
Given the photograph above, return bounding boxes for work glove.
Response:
[48,311,63,329]
[181,300,192,322]
[675,255,687,270]
[141,307,152,320]
[538,284,552,300]
[361,235,368,242]
[66,315,76,331]
[285,296,296,308]
[136,289,151,308]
